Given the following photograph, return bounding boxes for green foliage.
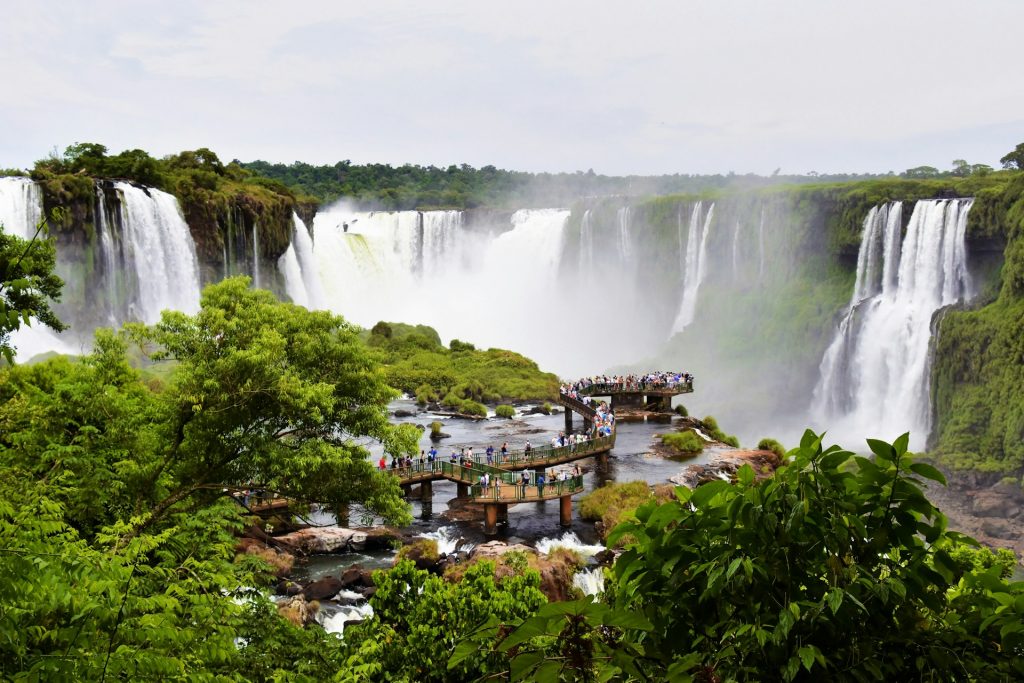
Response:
[1001,142,1024,170]
[340,559,547,682]
[578,481,671,540]
[700,414,738,445]
[429,420,444,437]
[0,213,66,362]
[661,430,704,455]
[758,437,787,458]
[370,320,559,403]
[495,404,516,419]
[396,538,440,564]
[674,403,689,417]
[600,430,1024,680]
[540,402,552,415]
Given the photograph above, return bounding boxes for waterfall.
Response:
[670,202,714,335]
[279,213,325,309]
[813,199,974,449]
[616,206,632,263]
[310,205,572,370]
[252,223,261,289]
[112,182,202,323]
[578,209,595,275]
[572,568,606,596]
[0,177,42,239]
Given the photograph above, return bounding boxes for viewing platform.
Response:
[558,377,693,432]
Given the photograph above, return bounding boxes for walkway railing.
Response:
[470,475,585,501]
[556,392,598,418]
[568,380,694,396]
[392,433,615,483]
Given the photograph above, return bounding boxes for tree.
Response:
[340,558,548,682]
[120,276,416,538]
[1000,142,1024,170]
[457,431,1024,681]
[951,159,971,177]
[0,213,66,362]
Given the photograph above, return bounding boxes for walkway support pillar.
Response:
[564,408,573,434]
[497,504,508,524]
[420,480,433,503]
[597,451,609,471]
[457,482,470,498]
[484,504,499,535]
[559,495,572,527]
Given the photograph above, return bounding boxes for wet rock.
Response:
[235,538,295,577]
[277,596,318,627]
[981,519,1019,541]
[394,409,416,418]
[593,549,616,566]
[972,492,1016,518]
[302,576,344,601]
[275,579,304,597]
[469,540,536,561]
[274,526,368,554]
[430,431,452,441]
[339,564,376,590]
[671,449,781,489]
[414,423,426,430]
[358,526,405,550]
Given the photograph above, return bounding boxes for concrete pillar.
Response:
[559,495,572,527]
[564,407,573,434]
[597,451,609,471]
[457,482,470,498]
[420,480,433,502]
[484,504,499,535]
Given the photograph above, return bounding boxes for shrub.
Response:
[540,402,552,415]
[430,421,444,437]
[395,538,440,564]
[495,404,516,419]
[701,415,719,432]
[757,437,786,458]
[460,400,488,418]
[722,435,740,448]
[674,404,689,417]
[662,430,704,455]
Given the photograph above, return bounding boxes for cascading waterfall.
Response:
[279,213,326,309]
[616,206,633,263]
[252,223,261,289]
[578,209,595,275]
[670,201,715,335]
[112,182,202,323]
[0,177,41,239]
[572,568,606,596]
[311,204,572,370]
[813,199,974,449]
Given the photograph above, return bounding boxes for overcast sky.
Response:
[2,0,1022,176]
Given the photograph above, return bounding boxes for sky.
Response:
[2,0,1022,176]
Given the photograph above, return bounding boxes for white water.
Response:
[0,177,78,359]
[112,182,202,323]
[758,206,766,278]
[318,601,374,636]
[578,209,595,275]
[731,220,741,278]
[311,204,576,371]
[670,202,715,334]
[813,199,974,449]
[418,526,475,556]
[616,206,633,263]
[280,213,326,309]
[572,567,605,596]
[0,177,41,239]
[535,532,605,559]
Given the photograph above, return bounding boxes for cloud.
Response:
[1,0,1022,174]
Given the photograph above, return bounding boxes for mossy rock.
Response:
[662,430,704,455]
[495,404,516,419]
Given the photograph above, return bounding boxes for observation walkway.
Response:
[558,379,694,432]
[392,388,619,533]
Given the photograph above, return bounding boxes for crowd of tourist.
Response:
[559,370,693,399]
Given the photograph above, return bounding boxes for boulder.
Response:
[981,519,1019,541]
[972,491,1015,518]
[275,579,304,597]
[339,564,376,590]
[274,526,368,554]
[302,576,344,601]
[469,540,537,561]
[430,431,452,441]
[394,409,416,418]
[358,526,405,549]
[277,596,318,627]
